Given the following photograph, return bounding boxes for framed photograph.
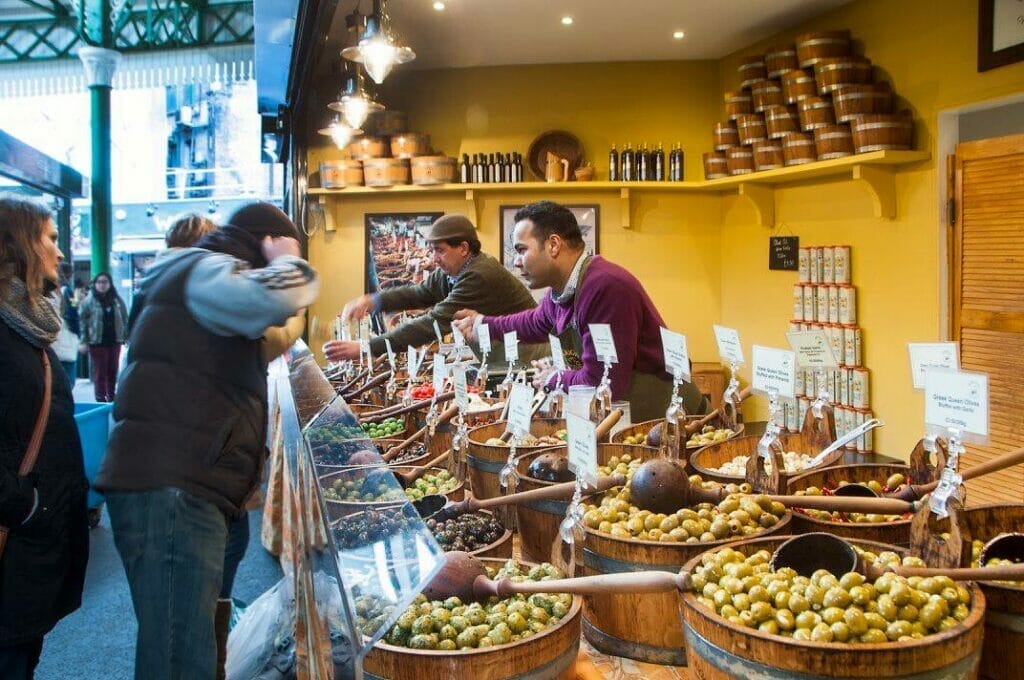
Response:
[978,0,1024,72]
[364,212,443,295]
[499,204,599,299]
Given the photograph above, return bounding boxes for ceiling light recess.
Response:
[561,15,573,26]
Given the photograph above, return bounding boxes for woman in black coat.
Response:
[0,197,89,679]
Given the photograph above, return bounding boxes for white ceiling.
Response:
[380,0,855,70]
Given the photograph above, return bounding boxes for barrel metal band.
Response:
[855,144,909,153]
[683,623,980,680]
[364,641,579,680]
[466,455,507,473]
[582,547,682,574]
[985,609,1024,634]
[522,498,569,516]
[582,617,687,667]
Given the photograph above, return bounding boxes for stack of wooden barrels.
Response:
[704,29,913,179]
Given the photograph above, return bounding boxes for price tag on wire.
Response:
[504,331,519,364]
[478,323,492,356]
[433,319,444,344]
[566,412,598,486]
[786,330,839,369]
[407,346,422,378]
[659,327,691,381]
[751,345,797,398]
[507,382,534,437]
[453,363,469,411]
[359,339,372,366]
[384,338,396,371]
[908,342,960,390]
[433,353,448,393]
[549,334,567,371]
[713,325,744,365]
[452,322,467,347]
[925,368,989,439]
[588,323,618,363]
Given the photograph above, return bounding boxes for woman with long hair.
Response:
[0,196,89,678]
[78,271,128,402]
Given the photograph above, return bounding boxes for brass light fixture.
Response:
[318,114,362,149]
[328,61,383,130]
[341,0,415,85]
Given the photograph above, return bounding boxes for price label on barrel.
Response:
[453,364,469,411]
[433,354,448,393]
[407,346,422,378]
[566,412,598,486]
[549,334,567,371]
[384,338,396,371]
[359,339,372,366]
[452,322,466,347]
[713,325,745,365]
[925,368,988,437]
[504,331,519,364]
[751,345,796,398]
[588,324,618,363]
[659,328,691,381]
[908,342,960,390]
[478,323,491,356]
[433,320,444,344]
[507,382,534,437]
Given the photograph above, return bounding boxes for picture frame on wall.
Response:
[499,204,599,300]
[364,211,443,295]
[978,0,1024,72]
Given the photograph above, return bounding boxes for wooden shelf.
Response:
[308,150,929,228]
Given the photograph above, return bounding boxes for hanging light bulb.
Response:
[328,65,383,129]
[318,115,361,149]
[341,0,415,85]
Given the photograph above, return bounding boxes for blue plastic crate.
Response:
[74,402,113,509]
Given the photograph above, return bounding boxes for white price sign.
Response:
[566,412,598,485]
[452,322,466,347]
[713,325,745,365]
[507,382,534,437]
[588,323,618,363]
[407,346,422,377]
[433,354,448,393]
[433,319,444,344]
[358,317,372,341]
[751,345,797,398]
[908,342,960,390]
[925,369,989,437]
[659,328,691,381]
[384,338,396,370]
[453,364,469,411]
[478,323,491,356]
[359,339,371,365]
[504,331,519,364]
[786,330,839,369]
[549,334,567,371]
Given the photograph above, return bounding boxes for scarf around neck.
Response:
[0,274,61,348]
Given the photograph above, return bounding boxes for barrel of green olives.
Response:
[610,416,743,448]
[465,419,566,501]
[962,503,1024,680]
[679,535,985,678]
[319,466,463,520]
[362,558,583,680]
[346,402,414,440]
[413,397,506,456]
[785,464,913,545]
[579,493,793,665]
[514,444,659,564]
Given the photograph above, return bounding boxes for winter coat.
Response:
[78,293,128,346]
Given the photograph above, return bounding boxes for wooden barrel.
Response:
[736,113,767,145]
[363,158,411,187]
[851,111,913,152]
[363,558,584,680]
[726,146,754,176]
[765,105,799,139]
[814,124,854,160]
[319,467,405,521]
[410,155,456,185]
[765,46,798,79]
[465,419,566,501]
[703,151,729,179]
[798,96,836,131]
[713,121,739,150]
[466,510,515,559]
[724,90,753,120]
[796,30,852,68]
[346,402,414,440]
[680,535,986,679]
[320,160,364,188]
[411,398,505,455]
[815,56,873,95]
[581,510,792,666]
[834,82,893,122]
[739,55,767,89]
[782,132,818,165]
[961,503,1024,680]
[751,79,785,112]
[363,109,408,137]
[785,463,913,545]
[390,132,431,158]
[346,135,388,159]
[781,69,818,104]
[514,443,658,564]
[753,140,785,171]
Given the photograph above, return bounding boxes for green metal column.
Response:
[89,82,112,276]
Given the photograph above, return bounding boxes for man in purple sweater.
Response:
[454,200,707,422]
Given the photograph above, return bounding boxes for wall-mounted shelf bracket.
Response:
[852,164,896,219]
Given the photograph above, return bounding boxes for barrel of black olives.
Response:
[679,535,985,678]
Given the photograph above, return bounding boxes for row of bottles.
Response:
[608,143,685,182]
[460,152,525,184]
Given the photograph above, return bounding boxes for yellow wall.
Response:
[305,0,1024,459]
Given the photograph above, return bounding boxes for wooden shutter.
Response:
[952,134,1024,504]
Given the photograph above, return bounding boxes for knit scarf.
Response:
[0,274,61,348]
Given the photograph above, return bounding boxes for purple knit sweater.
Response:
[482,256,670,399]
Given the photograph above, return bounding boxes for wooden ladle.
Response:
[359,392,456,424]
[525,409,623,482]
[364,449,453,490]
[883,444,1024,501]
[343,370,393,400]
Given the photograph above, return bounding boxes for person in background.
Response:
[77,272,128,402]
[96,202,318,680]
[0,197,89,679]
[454,200,707,422]
[56,262,80,387]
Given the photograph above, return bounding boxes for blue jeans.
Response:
[60,360,76,390]
[107,488,228,680]
[220,512,250,599]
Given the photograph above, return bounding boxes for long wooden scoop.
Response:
[360,392,456,424]
[496,390,552,444]
[343,370,393,400]
[684,386,753,435]
[383,405,460,462]
[889,445,1024,501]
[364,449,453,490]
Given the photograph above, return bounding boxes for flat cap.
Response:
[418,214,477,243]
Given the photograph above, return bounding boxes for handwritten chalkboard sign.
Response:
[769,236,799,271]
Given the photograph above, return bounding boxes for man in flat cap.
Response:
[325,214,536,364]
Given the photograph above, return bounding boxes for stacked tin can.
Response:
[786,245,873,454]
